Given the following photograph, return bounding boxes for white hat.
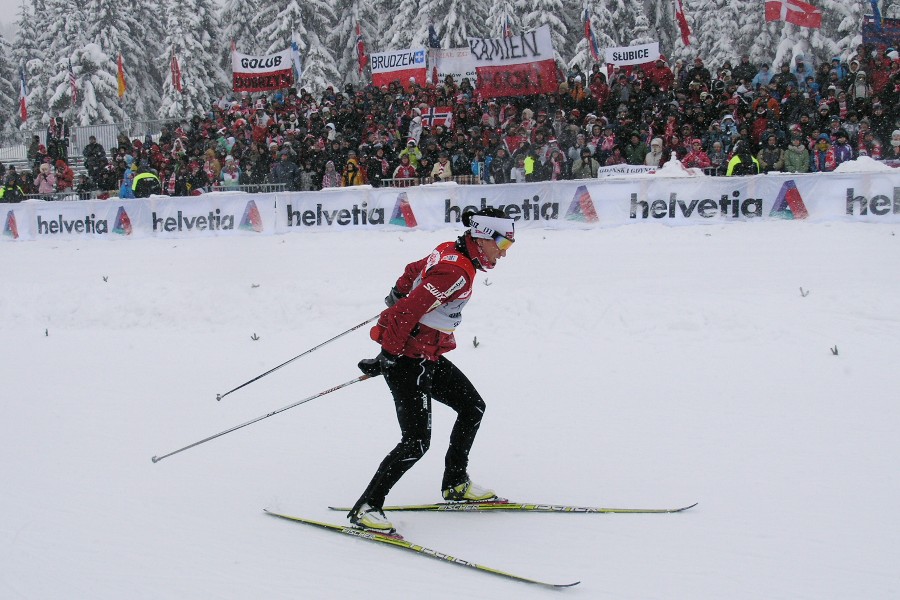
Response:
[469,213,515,242]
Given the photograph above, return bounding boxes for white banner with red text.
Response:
[232,49,294,92]
[467,25,558,98]
[4,172,899,241]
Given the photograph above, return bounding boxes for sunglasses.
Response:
[491,230,514,251]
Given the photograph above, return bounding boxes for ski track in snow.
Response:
[1,222,899,599]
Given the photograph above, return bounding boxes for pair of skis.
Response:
[265,499,698,589]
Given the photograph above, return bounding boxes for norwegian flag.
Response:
[765,0,822,29]
[582,8,601,61]
[674,0,692,46]
[502,14,513,39]
[18,66,27,122]
[170,53,183,93]
[421,106,453,129]
[68,59,78,104]
[356,22,368,74]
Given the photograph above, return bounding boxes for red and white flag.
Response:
[356,22,368,74]
[468,25,558,99]
[170,53,183,93]
[421,106,453,128]
[18,66,27,122]
[674,0,692,46]
[765,0,823,29]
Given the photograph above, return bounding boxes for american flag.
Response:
[68,59,78,104]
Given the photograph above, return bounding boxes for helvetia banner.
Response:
[604,42,661,67]
[467,25,558,98]
[370,48,427,90]
[232,49,293,92]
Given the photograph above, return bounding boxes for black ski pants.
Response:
[353,354,486,511]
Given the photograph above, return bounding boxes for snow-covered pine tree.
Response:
[521,0,570,68]
[84,0,149,123]
[816,0,864,60]
[735,0,777,66]
[45,0,86,120]
[485,0,517,38]
[644,0,678,57]
[568,1,616,73]
[385,0,421,51]
[419,0,489,49]
[67,43,118,126]
[0,33,18,144]
[629,2,656,46]
[221,0,266,58]
[258,0,339,94]
[690,0,740,69]
[158,0,229,119]
[333,0,380,88]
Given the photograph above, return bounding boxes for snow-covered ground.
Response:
[2,221,899,599]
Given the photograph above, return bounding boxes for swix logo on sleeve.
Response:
[424,276,466,302]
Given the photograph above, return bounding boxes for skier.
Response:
[349,207,515,533]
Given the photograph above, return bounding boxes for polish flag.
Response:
[765,0,823,29]
[674,0,692,46]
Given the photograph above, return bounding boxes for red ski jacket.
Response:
[371,239,477,361]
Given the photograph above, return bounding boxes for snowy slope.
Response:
[1,222,899,599]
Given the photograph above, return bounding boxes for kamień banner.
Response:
[232,49,293,92]
[467,25,558,98]
[4,172,899,241]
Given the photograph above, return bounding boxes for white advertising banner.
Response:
[4,172,900,242]
[604,42,660,66]
[4,193,277,241]
[429,47,477,86]
[149,193,275,238]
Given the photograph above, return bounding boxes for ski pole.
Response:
[216,314,380,401]
[153,374,373,464]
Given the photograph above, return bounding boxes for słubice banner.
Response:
[467,25,558,98]
[604,42,660,67]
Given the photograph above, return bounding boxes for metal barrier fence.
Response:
[12,120,174,161]
[210,183,288,193]
[380,175,484,187]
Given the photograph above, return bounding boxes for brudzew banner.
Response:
[370,48,427,90]
[467,25,558,98]
[604,42,661,67]
[429,47,477,86]
[232,49,293,92]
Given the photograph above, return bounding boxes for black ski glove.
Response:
[358,349,399,377]
[384,286,406,307]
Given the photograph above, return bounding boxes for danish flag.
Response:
[765,0,822,29]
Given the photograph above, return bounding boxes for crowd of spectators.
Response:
[2,43,899,201]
